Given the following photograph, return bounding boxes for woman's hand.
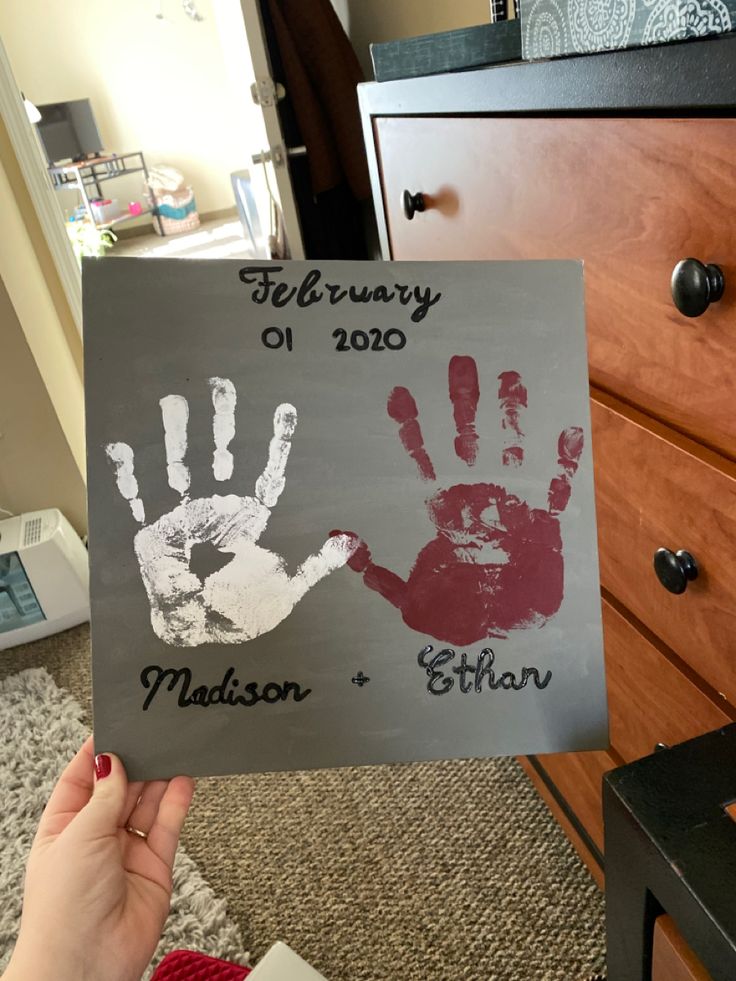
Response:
[3,736,194,981]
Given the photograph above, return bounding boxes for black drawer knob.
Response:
[671,258,724,317]
[402,190,426,221]
[654,548,698,594]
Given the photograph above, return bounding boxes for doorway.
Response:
[0,0,303,303]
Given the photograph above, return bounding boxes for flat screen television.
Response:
[35,99,104,165]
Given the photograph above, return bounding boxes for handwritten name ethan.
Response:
[418,645,552,696]
[239,265,442,323]
[140,665,311,711]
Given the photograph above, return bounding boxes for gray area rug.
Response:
[1,627,606,980]
[0,666,250,979]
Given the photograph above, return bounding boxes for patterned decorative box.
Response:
[521,0,735,60]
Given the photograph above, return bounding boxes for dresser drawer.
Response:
[375,115,736,457]
[535,602,730,857]
[592,394,736,703]
[653,917,712,981]
[603,600,731,762]
[535,748,615,853]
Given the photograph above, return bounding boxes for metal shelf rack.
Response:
[48,149,164,234]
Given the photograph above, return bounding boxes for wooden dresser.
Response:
[359,35,736,977]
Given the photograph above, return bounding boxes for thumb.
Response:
[76,752,129,837]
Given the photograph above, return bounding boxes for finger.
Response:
[548,426,584,515]
[37,736,95,839]
[387,386,435,481]
[330,530,367,572]
[105,443,146,523]
[209,377,236,481]
[120,779,146,828]
[498,371,527,468]
[124,780,169,836]
[290,533,356,602]
[449,356,480,465]
[255,403,297,508]
[329,531,406,610]
[160,394,191,498]
[73,751,130,839]
[146,775,195,870]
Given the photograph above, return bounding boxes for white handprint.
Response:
[105,377,354,647]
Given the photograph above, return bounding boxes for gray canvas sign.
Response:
[84,259,607,780]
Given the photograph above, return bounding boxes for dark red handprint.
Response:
[335,357,584,646]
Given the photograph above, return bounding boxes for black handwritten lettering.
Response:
[332,327,406,352]
[474,648,495,692]
[418,646,552,696]
[349,285,372,304]
[261,682,284,703]
[384,328,406,350]
[190,684,208,705]
[261,326,293,350]
[272,281,297,307]
[333,328,349,351]
[296,268,323,307]
[282,681,306,701]
[373,285,395,303]
[325,282,347,305]
[412,286,442,323]
[452,651,475,693]
[140,665,312,711]
[238,265,282,303]
[243,682,261,706]
[238,267,442,323]
[141,666,189,710]
[522,666,553,689]
[369,328,385,350]
[418,646,454,695]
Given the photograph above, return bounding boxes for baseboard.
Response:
[200,205,238,223]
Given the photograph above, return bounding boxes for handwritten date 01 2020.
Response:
[260,325,407,352]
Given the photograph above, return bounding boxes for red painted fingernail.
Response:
[94,754,112,780]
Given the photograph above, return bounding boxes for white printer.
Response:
[0,508,89,650]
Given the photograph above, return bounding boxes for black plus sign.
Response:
[351,671,370,687]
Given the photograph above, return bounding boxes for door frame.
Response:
[238,0,305,259]
[0,37,82,333]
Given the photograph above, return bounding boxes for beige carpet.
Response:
[1,626,606,980]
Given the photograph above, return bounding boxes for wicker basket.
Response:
[150,186,200,236]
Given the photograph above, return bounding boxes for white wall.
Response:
[0,114,86,488]
[0,276,86,533]
[0,0,254,216]
[339,0,491,79]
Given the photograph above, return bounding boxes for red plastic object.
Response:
[150,950,251,980]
